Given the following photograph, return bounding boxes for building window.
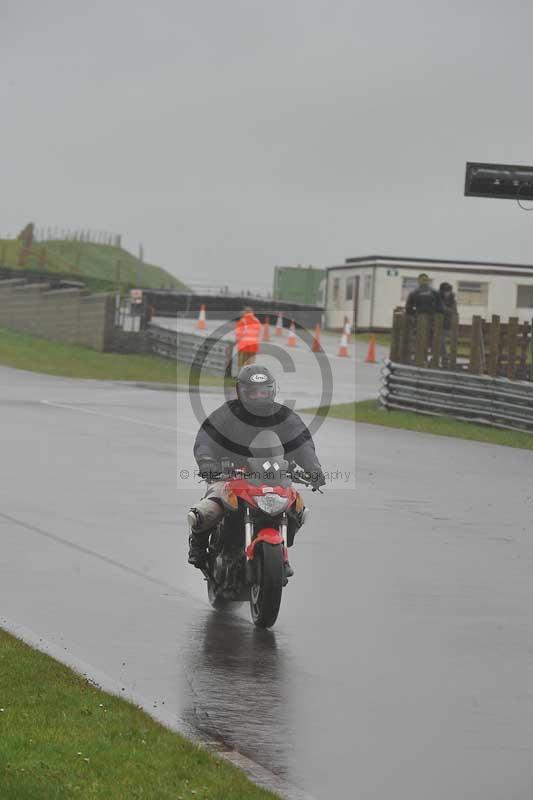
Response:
[363,274,372,300]
[401,276,433,300]
[332,278,340,303]
[517,285,533,308]
[457,281,488,306]
[345,277,354,301]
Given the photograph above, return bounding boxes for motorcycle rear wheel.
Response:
[249,543,284,628]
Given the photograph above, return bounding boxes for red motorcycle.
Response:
[200,433,319,628]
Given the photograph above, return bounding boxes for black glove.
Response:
[197,458,221,483]
[305,467,326,491]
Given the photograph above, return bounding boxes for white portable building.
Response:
[325,255,533,331]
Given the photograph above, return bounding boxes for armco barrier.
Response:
[380,360,533,433]
[148,324,233,376]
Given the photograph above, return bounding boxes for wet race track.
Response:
[2,354,533,799]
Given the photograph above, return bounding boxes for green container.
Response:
[273,265,325,305]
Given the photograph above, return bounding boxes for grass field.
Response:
[0,329,225,386]
[0,628,279,800]
[304,399,533,451]
[0,238,187,291]
[46,241,187,290]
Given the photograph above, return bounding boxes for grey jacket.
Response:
[193,400,322,473]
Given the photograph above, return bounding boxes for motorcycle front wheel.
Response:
[249,542,284,628]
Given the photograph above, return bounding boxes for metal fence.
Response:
[33,228,122,247]
[147,324,233,375]
[380,360,533,433]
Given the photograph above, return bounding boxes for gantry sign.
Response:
[465,162,533,204]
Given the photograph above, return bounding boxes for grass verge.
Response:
[0,628,279,800]
[319,330,390,346]
[303,399,533,451]
[0,329,225,387]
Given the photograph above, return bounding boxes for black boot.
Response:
[187,510,209,568]
[188,531,209,568]
[284,561,294,579]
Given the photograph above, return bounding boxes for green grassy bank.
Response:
[0,628,278,800]
[0,239,187,291]
[0,329,225,386]
[303,399,533,451]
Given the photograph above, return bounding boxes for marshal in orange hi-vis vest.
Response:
[235,311,261,354]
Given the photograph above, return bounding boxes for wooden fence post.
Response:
[507,317,519,379]
[518,321,529,379]
[430,314,443,369]
[415,314,430,367]
[470,315,483,374]
[449,315,458,370]
[400,315,411,363]
[488,314,500,377]
[528,319,533,381]
[390,311,403,362]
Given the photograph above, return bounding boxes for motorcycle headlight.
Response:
[255,494,288,515]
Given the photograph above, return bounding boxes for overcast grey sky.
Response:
[2,0,533,289]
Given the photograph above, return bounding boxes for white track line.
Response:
[41,399,193,435]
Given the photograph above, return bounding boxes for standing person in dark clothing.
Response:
[438,282,457,365]
[405,273,442,318]
[405,274,442,363]
[438,282,457,328]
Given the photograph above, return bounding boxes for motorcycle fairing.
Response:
[227,478,298,510]
[245,527,284,560]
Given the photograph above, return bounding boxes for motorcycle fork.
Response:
[280,513,288,562]
[244,506,254,585]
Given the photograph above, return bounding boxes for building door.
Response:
[353,275,359,330]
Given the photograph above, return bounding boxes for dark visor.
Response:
[243,386,274,400]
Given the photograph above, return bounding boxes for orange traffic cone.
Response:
[365,334,377,364]
[262,315,271,342]
[275,312,283,336]
[287,320,297,347]
[337,329,349,357]
[196,303,207,330]
[311,323,322,353]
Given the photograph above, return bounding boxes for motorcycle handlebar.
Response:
[204,466,324,492]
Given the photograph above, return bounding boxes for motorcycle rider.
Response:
[187,364,326,573]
